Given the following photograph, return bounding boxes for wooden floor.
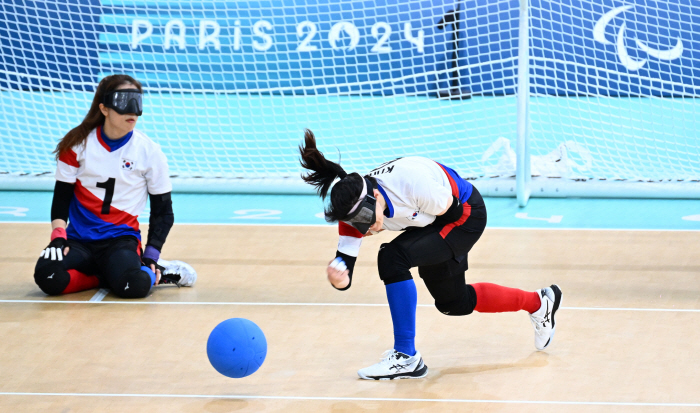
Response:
[1,223,699,412]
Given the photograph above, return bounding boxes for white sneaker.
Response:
[529,284,562,350]
[157,259,197,287]
[357,349,428,380]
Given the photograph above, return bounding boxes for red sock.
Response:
[472,283,541,313]
[62,269,100,294]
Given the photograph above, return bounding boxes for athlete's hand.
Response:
[152,263,162,284]
[364,228,384,237]
[327,257,350,289]
[41,237,69,261]
[41,227,70,261]
[142,257,162,284]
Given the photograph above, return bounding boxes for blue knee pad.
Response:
[141,265,157,286]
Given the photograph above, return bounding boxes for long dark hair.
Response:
[54,74,143,159]
[299,129,368,222]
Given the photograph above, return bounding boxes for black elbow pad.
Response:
[146,192,174,251]
[51,181,75,222]
[433,196,463,226]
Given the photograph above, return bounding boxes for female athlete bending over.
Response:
[34,74,196,299]
[299,130,562,380]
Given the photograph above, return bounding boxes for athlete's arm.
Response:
[142,143,174,281]
[411,174,462,225]
[42,180,74,260]
[146,192,174,251]
[436,196,453,216]
[144,191,174,254]
[328,222,364,290]
[51,180,73,225]
[432,195,463,226]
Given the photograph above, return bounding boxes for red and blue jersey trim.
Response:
[96,125,133,152]
[66,179,140,242]
[436,162,473,239]
[436,162,473,203]
[96,126,111,152]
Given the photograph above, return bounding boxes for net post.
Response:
[516,0,531,207]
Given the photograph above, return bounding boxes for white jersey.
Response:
[337,156,473,258]
[56,126,172,242]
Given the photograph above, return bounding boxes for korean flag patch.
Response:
[122,158,135,171]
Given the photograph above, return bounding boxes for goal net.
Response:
[1,0,698,199]
[521,0,700,200]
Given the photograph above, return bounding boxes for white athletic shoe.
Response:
[529,284,562,350]
[157,259,197,287]
[357,349,428,380]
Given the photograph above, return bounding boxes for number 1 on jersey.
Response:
[96,178,116,214]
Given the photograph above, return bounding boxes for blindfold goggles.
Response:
[103,89,143,116]
[342,177,377,234]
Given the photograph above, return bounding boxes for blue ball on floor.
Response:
[207,318,267,378]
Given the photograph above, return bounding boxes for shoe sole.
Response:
[358,361,429,380]
[541,284,563,350]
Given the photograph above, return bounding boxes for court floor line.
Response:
[0,299,698,312]
[0,392,697,407]
[88,289,108,302]
[1,221,699,231]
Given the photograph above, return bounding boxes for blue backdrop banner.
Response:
[1,0,697,96]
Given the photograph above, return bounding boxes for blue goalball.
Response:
[207,318,267,378]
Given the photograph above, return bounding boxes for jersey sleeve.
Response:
[337,221,364,257]
[55,148,81,183]
[334,221,365,291]
[144,145,173,195]
[411,174,453,216]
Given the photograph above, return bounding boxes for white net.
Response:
[0,0,518,188]
[527,0,700,183]
[1,0,698,195]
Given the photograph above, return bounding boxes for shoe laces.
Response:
[378,349,402,364]
[380,349,396,362]
[159,272,182,287]
[530,304,551,333]
[530,316,544,334]
[378,349,411,364]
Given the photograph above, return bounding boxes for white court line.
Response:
[0,392,697,407]
[1,221,699,231]
[88,289,109,302]
[0,299,698,312]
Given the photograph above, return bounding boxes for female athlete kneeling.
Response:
[34,74,195,299]
[299,129,562,380]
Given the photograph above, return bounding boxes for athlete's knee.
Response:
[377,242,413,285]
[435,284,477,316]
[34,260,70,295]
[106,248,141,270]
[112,268,152,299]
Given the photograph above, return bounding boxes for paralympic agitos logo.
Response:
[594,5,683,71]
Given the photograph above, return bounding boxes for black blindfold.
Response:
[103,89,143,116]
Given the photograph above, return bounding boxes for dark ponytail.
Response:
[299,129,365,222]
[299,129,347,198]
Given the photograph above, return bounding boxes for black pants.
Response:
[377,186,487,315]
[34,236,153,299]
